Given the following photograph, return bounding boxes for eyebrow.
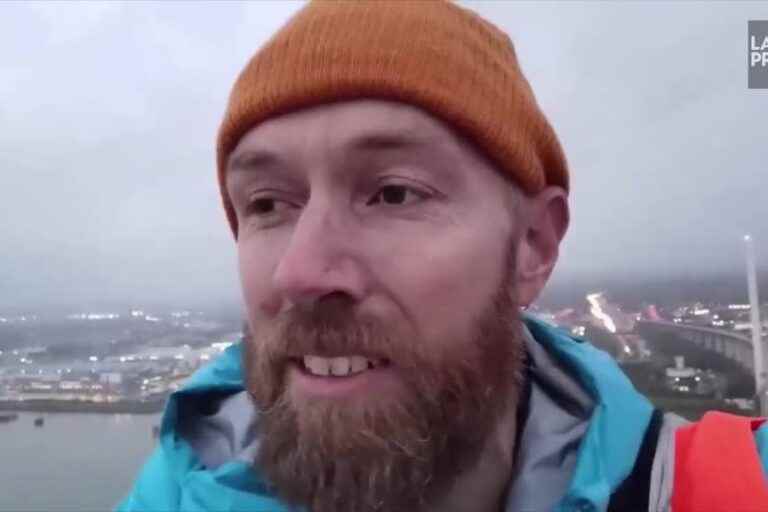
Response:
[347,131,432,153]
[227,150,281,175]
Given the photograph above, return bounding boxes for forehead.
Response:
[229,99,476,167]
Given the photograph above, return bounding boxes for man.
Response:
[119,1,768,511]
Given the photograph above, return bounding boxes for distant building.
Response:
[60,380,84,391]
[99,372,123,385]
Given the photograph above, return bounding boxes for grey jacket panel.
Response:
[503,327,594,511]
[648,412,688,512]
[178,390,261,468]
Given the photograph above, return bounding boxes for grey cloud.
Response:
[1,1,766,311]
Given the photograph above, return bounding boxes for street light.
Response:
[744,234,765,415]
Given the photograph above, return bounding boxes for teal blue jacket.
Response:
[117,316,768,511]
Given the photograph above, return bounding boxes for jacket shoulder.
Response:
[116,342,258,512]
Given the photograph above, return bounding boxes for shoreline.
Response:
[0,398,166,414]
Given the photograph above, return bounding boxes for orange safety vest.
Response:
[673,411,768,512]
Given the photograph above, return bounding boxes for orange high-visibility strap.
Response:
[673,411,768,512]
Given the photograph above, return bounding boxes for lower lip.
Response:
[286,361,401,398]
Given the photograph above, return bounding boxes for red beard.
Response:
[243,278,525,512]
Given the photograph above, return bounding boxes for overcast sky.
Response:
[2,1,767,311]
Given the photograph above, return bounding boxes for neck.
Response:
[426,397,519,512]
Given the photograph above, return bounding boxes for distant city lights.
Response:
[212,341,234,352]
[0,315,38,324]
[67,313,120,321]
[587,293,617,333]
[571,326,586,337]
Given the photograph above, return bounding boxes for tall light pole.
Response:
[745,234,765,415]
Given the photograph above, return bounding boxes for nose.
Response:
[272,202,367,310]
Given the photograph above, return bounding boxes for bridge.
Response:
[636,320,759,374]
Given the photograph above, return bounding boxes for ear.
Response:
[515,187,569,307]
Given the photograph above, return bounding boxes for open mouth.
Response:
[293,355,392,378]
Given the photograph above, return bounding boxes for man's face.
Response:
[226,100,526,511]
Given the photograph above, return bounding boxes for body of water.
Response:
[0,412,160,512]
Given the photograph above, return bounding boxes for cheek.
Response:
[373,227,508,344]
[237,237,282,320]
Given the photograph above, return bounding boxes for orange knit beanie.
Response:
[217,0,568,236]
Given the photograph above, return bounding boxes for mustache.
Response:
[245,295,432,407]
[249,295,412,366]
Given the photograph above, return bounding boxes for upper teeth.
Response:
[302,355,382,377]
